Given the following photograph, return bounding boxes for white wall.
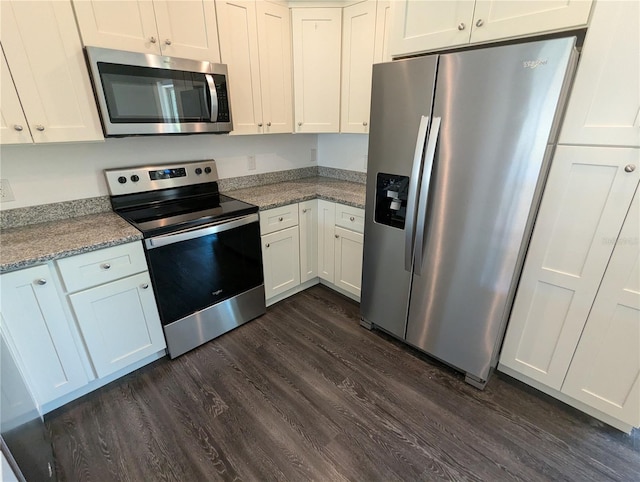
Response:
[0,134,316,209]
[317,134,369,172]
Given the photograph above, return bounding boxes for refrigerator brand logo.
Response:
[522,59,548,69]
[212,289,223,296]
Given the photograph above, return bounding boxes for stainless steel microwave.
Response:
[85,47,232,137]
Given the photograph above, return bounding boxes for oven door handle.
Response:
[145,213,259,249]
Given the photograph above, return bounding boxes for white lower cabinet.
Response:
[334,227,364,298]
[299,200,318,283]
[0,265,88,406]
[318,200,336,283]
[261,226,301,299]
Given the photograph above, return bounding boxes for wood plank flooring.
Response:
[46,285,640,481]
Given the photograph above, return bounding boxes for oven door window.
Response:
[97,62,222,124]
[146,221,263,325]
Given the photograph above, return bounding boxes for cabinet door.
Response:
[299,200,318,283]
[69,272,166,379]
[317,200,336,283]
[559,0,639,148]
[389,0,474,56]
[0,49,31,145]
[217,0,263,135]
[499,146,640,390]
[292,8,342,133]
[72,0,160,54]
[0,265,88,406]
[0,1,103,143]
[470,0,592,44]
[373,0,392,64]
[341,0,376,134]
[153,0,221,62]
[261,226,301,300]
[561,189,640,428]
[334,227,364,299]
[256,0,293,134]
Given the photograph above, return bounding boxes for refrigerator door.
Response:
[361,56,438,338]
[406,38,576,382]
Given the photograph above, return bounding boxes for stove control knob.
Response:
[204,166,212,174]
[118,176,127,184]
[195,168,203,175]
[131,175,140,182]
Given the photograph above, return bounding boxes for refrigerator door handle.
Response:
[404,115,431,271]
[414,116,441,275]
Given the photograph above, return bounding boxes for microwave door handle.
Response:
[414,116,441,276]
[205,74,219,122]
[404,115,430,272]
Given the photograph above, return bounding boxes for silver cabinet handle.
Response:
[475,19,484,27]
[141,283,149,289]
[625,164,636,173]
[258,123,263,127]
[13,124,23,131]
[278,217,283,222]
[164,39,172,45]
[150,36,157,43]
[267,122,272,127]
[35,125,45,131]
[265,243,270,248]
[101,263,111,270]
[335,234,339,238]
[458,23,466,31]
[35,278,47,285]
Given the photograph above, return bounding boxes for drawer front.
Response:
[259,204,299,235]
[335,204,365,233]
[57,241,148,293]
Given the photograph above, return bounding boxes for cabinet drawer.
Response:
[57,241,148,293]
[259,204,299,235]
[335,204,365,233]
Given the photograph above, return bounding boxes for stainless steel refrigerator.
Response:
[360,37,578,388]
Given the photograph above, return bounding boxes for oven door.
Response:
[144,214,263,326]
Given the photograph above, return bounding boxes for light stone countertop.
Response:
[0,212,142,273]
[224,177,366,210]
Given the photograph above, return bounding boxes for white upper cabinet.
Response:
[0,50,31,145]
[560,0,640,148]
[341,0,377,134]
[0,0,103,143]
[561,189,640,428]
[292,8,342,133]
[217,0,293,135]
[390,0,592,57]
[73,0,221,62]
[499,145,640,390]
[373,0,393,64]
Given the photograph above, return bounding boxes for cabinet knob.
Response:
[150,36,157,43]
[278,217,283,222]
[265,243,270,248]
[350,216,355,222]
[267,122,272,127]
[101,263,111,270]
[258,123,263,127]
[302,208,308,213]
[13,124,23,132]
[335,234,339,238]
[35,278,47,285]
[141,283,149,289]
[298,122,302,127]
[624,164,636,173]
[363,122,368,126]
[475,19,484,27]
[35,125,45,132]
[164,39,172,45]
[458,22,466,31]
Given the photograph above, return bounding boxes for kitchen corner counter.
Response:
[223,177,366,211]
[0,212,142,273]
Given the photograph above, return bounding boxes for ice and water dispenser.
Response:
[374,173,410,229]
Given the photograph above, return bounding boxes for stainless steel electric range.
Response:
[105,160,266,358]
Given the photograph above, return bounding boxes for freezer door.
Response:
[406,38,576,382]
[361,56,438,338]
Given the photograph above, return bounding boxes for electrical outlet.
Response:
[0,179,15,202]
[247,155,256,171]
[311,148,317,163]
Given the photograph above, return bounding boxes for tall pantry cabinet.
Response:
[499,0,640,432]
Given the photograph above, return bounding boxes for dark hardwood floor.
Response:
[47,285,640,481]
